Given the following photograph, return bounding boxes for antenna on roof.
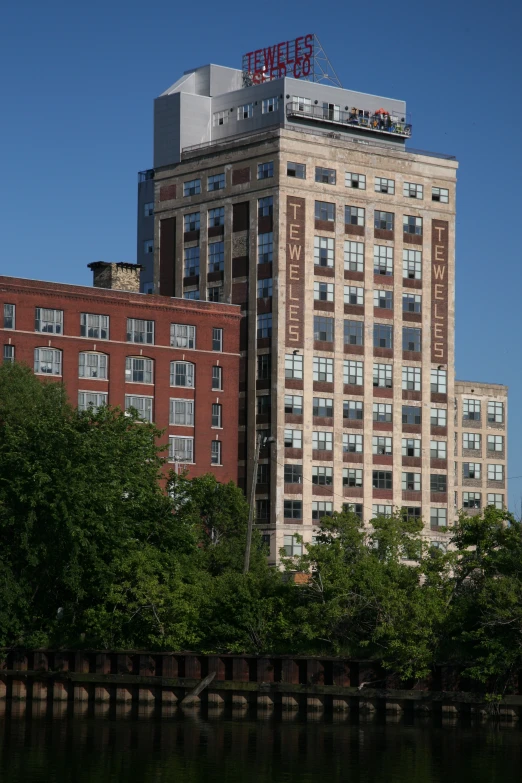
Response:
[311,35,342,87]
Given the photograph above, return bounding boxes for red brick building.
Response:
[0,263,241,482]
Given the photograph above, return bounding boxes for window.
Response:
[257,277,273,298]
[258,161,273,179]
[374,246,393,275]
[402,366,421,391]
[208,207,225,227]
[256,500,270,520]
[373,471,392,489]
[431,475,447,492]
[258,232,273,263]
[315,201,335,222]
[284,534,303,556]
[432,187,449,203]
[184,289,200,300]
[373,403,392,422]
[262,96,278,113]
[402,438,421,457]
[374,290,393,310]
[345,206,365,226]
[3,304,15,329]
[344,240,364,272]
[431,508,447,528]
[127,318,154,344]
[3,345,14,363]
[344,503,363,520]
[312,466,333,485]
[463,492,481,509]
[285,353,303,379]
[257,313,272,339]
[345,172,366,189]
[285,395,303,415]
[463,463,481,479]
[257,395,271,415]
[403,293,421,313]
[487,493,504,509]
[213,110,228,127]
[403,327,421,352]
[374,211,394,231]
[312,501,333,520]
[144,240,153,254]
[344,360,363,386]
[463,399,481,420]
[208,285,223,302]
[284,501,302,520]
[80,313,109,340]
[488,401,504,423]
[402,472,421,491]
[287,161,306,179]
[125,395,153,423]
[258,196,273,218]
[431,369,447,394]
[402,405,421,425]
[344,286,363,306]
[208,173,225,191]
[463,432,481,450]
[403,249,422,279]
[344,433,363,453]
[488,464,504,481]
[209,440,222,465]
[373,505,393,518]
[314,282,334,302]
[170,361,194,387]
[312,431,333,451]
[169,436,194,463]
[404,215,422,235]
[430,440,447,459]
[375,177,395,194]
[373,436,392,455]
[184,212,200,232]
[144,201,154,217]
[313,397,333,417]
[404,507,422,521]
[258,354,271,379]
[314,236,334,267]
[208,241,224,273]
[34,347,62,375]
[404,182,423,199]
[431,408,447,427]
[344,320,364,346]
[284,429,302,448]
[78,392,107,412]
[343,468,362,487]
[344,400,363,420]
[374,324,392,348]
[284,464,302,484]
[373,363,392,388]
[126,357,153,384]
[35,308,63,334]
[314,316,334,342]
[169,324,195,350]
[238,103,253,120]
[211,403,222,428]
[183,179,201,196]
[170,399,194,426]
[315,167,336,184]
[184,247,200,277]
[79,352,107,379]
[487,435,504,452]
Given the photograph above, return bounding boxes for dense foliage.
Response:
[0,363,519,692]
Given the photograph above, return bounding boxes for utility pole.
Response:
[244,434,274,574]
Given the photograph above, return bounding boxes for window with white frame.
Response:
[34,347,62,375]
[170,398,194,426]
[463,492,481,509]
[344,320,364,345]
[314,236,334,267]
[402,472,421,491]
[487,493,504,509]
[463,432,481,450]
[402,249,422,280]
[258,232,273,263]
[345,206,365,226]
[126,357,153,384]
[3,304,15,329]
[343,433,363,453]
[403,215,423,235]
[344,286,363,306]
[292,95,312,111]
[431,407,447,427]
[212,366,223,390]
[488,401,504,423]
[169,436,194,463]
[343,467,362,487]
[431,508,447,527]
[373,436,392,455]
[344,240,364,272]
[487,435,504,452]
[170,324,196,349]
[212,328,223,351]
[210,440,222,465]
[373,505,392,518]
[344,360,363,386]
[375,177,395,194]
[184,212,200,232]
[313,397,333,417]
[285,353,303,379]
[402,366,421,391]
[125,395,153,422]
[432,187,449,203]
[3,345,14,363]
[170,361,194,388]
[211,403,222,428]
[403,182,423,199]
[488,464,504,481]
[373,403,392,422]
[257,313,272,339]
[262,96,278,113]
[314,281,334,302]
[463,399,481,420]
[184,247,200,277]
[313,357,333,382]
[431,369,447,394]
[78,391,107,412]
[373,363,392,388]
[315,166,336,184]
[463,462,481,479]
[238,103,253,120]
[374,211,394,231]
[374,246,393,275]
[208,207,225,227]
[431,440,447,459]
[183,179,201,196]
[284,429,302,448]
[126,318,154,344]
[403,293,421,313]
[208,173,225,191]
[312,501,333,520]
[374,289,393,310]
[212,110,228,127]
[345,172,366,189]
[285,395,303,415]
[402,438,421,457]
[258,161,273,179]
[79,352,107,379]
[343,400,363,420]
[80,313,109,340]
[312,466,333,485]
[35,308,63,334]
[208,241,224,272]
[315,201,335,222]
[284,534,302,556]
[257,277,273,298]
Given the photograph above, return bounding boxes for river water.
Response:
[0,702,520,782]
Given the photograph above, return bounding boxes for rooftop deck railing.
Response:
[286,102,412,138]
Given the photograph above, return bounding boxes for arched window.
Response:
[34,347,62,376]
[170,361,194,388]
[79,352,107,379]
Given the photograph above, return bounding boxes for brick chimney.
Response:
[88,262,143,293]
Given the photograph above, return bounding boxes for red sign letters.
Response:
[243,35,314,84]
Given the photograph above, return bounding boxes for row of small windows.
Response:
[314,240,424,280]
[316,202,424,235]
[280,501,450,526]
[461,399,505,423]
[312,168,449,203]
[213,97,279,128]
[283,427,447,451]
[182,162,274,198]
[280,465,449,490]
[459,462,506,481]
[461,433,505,451]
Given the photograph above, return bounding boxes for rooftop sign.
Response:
[242,34,342,88]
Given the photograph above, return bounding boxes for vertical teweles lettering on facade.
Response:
[431,219,449,363]
[286,197,305,348]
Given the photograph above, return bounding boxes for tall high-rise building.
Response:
[138,42,507,560]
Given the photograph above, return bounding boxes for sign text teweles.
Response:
[242,35,314,83]
[286,197,305,347]
[431,220,449,363]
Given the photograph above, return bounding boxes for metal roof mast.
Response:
[310,35,342,87]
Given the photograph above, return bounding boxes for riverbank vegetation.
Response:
[0,363,520,692]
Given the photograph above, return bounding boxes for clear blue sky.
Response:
[1,0,521,508]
